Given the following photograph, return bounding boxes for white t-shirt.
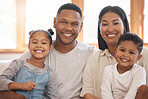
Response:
[20,40,98,99]
[101,64,146,99]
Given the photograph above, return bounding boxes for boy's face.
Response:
[28,32,52,60]
[116,40,141,69]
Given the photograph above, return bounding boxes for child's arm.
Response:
[9,81,36,91]
[0,59,22,91]
[124,66,146,99]
[101,66,114,99]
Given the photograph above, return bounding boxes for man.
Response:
[0,3,98,99]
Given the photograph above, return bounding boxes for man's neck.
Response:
[54,40,78,53]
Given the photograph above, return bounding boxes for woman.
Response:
[80,6,148,99]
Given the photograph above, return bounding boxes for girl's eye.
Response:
[32,42,37,44]
[120,49,125,52]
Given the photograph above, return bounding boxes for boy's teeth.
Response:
[36,50,42,52]
[64,34,72,36]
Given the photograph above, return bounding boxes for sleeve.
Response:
[124,67,146,99]
[19,50,31,60]
[80,54,97,97]
[101,67,114,99]
[0,60,22,91]
[137,47,148,85]
[44,66,59,99]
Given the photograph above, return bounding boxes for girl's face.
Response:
[28,32,52,60]
[100,12,125,46]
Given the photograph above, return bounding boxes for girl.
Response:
[0,29,54,99]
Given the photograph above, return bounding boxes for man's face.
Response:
[54,9,83,45]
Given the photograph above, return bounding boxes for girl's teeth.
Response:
[121,59,128,62]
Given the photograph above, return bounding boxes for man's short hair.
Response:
[57,3,82,18]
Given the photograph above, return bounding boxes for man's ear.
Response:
[28,44,30,50]
[49,44,54,52]
[53,17,57,28]
[137,55,142,61]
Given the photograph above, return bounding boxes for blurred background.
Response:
[0,0,148,60]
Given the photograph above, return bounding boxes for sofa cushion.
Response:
[0,60,12,74]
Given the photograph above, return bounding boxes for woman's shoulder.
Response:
[141,47,148,56]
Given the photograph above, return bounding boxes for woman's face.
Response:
[100,12,125,46]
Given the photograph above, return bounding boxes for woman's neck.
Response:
[107,44,117,58]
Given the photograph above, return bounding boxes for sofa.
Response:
[0,60,12,74]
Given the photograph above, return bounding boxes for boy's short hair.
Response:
[118,33,143,54]
[56,3,82,18]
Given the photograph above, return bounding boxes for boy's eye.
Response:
[42,42,47,44]
[129,51,135,54]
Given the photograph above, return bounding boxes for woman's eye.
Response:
[113,22,119,25]
[102,23,108,26]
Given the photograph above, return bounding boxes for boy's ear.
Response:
[137,55,142,61]
[49,44,54,52]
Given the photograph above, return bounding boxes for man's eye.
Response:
[72,23,78,26]
[60,21,67,24]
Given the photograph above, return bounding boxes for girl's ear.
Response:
[137,55,142,61]
[49,44,54,52]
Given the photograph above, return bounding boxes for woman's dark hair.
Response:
[118,32,143,54]
[98,6,130,50]
[29,28,54,45]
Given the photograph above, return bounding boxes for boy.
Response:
[101,33,146,99]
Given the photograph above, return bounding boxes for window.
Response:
[83,0,130,44]
[144,0,148,43]
[0,0,16,49]
[0,0,148,53]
